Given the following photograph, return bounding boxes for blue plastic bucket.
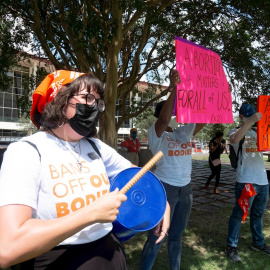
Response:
[110,167,167,242]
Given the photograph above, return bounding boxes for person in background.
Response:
[205,131,226,194]
[120,128,141,166]
[120,128,141,154]
[225,104,270,262]
[0,70,169,270]
[140,69,205,270]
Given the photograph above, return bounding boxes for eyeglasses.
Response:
[71,94,105,112]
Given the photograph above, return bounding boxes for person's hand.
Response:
[246,112,262,124]
[169,69,181,89]
[152,219,168,244]
[153,202,170,244]
[91,188,127,223]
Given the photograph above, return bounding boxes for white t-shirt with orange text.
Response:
[148,123,195,187]
[229,128,268,185]
[0,132,131,245]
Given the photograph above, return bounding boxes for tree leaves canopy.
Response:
[0,11,30,91]
[2,0,270,147]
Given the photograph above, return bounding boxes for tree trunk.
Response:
[98,1,123,149]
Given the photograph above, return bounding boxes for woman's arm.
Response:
[0,189,126,268]
[231,112,262,143]
[155,70,180,138]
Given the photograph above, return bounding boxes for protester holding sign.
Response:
[226,104,270,262]
[140,69,205,270]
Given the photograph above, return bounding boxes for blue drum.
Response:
[110,167,167,242]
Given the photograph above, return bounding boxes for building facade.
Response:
[0,53,166,145]
[0,55,55,142]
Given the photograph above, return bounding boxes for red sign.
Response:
[257,95,270,151]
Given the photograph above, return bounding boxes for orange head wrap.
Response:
[30,70,86,128]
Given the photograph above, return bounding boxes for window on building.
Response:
[0,68,29,122]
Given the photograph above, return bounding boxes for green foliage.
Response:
[0,10,32,91]
[133,107,156,140]
[2,1,270,145]
[195,118,239,142]
[0,17,18,91]
[18,67,49,118]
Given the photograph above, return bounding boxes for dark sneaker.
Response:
[251,243,270,255]
[225,246,242,262]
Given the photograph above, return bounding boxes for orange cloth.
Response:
[120,138,141,153]
[30,70,86,128]
[238,183,257,223]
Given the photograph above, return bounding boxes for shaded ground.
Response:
[191,153,270,212]
[125,154,270,269]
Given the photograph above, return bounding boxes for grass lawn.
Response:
[124,206,270,270]
[124,154,270,270]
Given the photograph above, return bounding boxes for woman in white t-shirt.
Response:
[0,71,171,270]
[140,69,205,270]
[0,71,130,269]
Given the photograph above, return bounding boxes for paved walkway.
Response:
[190,154,270,212]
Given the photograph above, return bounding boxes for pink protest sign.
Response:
[175,36,233,123]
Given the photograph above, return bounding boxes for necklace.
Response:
[68,141,80,153]
[49,129,82,171]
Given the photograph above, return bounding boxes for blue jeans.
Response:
[227,182,269,248]
[140,182,193,270]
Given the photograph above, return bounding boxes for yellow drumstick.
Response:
[120,151,163,194]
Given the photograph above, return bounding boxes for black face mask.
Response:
[68,103,100,137]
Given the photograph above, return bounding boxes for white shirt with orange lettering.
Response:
[229,128,268,185]
[148,123,195,187]
[0,132,131,245]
